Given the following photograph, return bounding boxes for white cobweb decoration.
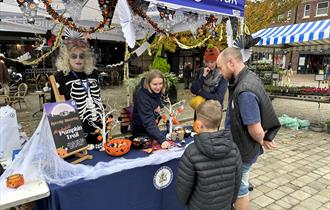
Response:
[0,113,187,190]
[62,0,88,21]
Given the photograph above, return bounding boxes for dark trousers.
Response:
[184,77,190,89]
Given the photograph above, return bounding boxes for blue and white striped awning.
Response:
[252,19,330,47]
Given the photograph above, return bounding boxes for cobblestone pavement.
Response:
[249,128,330,210]
[10,74,330,210]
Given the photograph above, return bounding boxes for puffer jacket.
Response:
[176,130,242,210]
[132,79,165,143]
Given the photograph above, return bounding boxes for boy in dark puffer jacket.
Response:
[176,100,242,210]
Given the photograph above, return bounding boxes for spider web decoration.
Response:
[16,0,41,24]
[98,0,118,28]
[62,0,88,21]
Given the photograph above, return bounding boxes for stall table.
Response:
[37,138,193,210]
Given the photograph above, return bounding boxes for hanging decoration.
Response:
[98,0,118,28]
[128,0,165,34]
[16,0,43,24]
[233,34,260,62]
[9,26,65,66]
[42,0,112,33]
[118,0,136,48]
[157,6,175,33]
[184,12,199,37]
[62,0,88,21]
[174,35,212,50]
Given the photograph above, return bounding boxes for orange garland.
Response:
[42,0,114,33]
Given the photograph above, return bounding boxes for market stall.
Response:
[0,1,247,209]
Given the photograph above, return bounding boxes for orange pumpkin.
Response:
[104,139,132,156]
[6,174,24,188]
[57,147,68,158]
[172,117,180,125]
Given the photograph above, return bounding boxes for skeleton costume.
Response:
[51,70,103,145]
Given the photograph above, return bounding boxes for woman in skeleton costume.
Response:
[51,38,103,149]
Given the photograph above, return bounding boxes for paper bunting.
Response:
[98,0,118,28]
[16,0,41,24]
[62,0,88,21]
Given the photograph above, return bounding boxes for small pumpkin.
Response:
[57,147,68,158]
[97,135,103,141]
[172,117,180,125]
[6,174,24,189]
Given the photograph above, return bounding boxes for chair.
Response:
[0,95,11,106]
[12,83,28,109]
[119,106,133,134]
[110,70,121,86]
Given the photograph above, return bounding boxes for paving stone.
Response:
[307,172,322,180]
[252,195,275,207]
[290,190,312,201]
[317,206,330,210]
[275,199,293,209]
[257,175,272,182]
[291,179,307,188]
[311,194,329,203]
[291,205,310,210]
[296,175,318,184]
[266,189,287,200]
[308,181,328,191]
[249,202,263,210]
[277,186,295,194]
[265,203,284,210]
[318,178,330,185]
[318,188,330,198]
[250,188,263,200]
[300,185,319,194]
[264,181,278,189]
[257,185,273,194]
[300,197,323,210]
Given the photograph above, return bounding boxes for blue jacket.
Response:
[132,79,166,143]
[190,69,228,106]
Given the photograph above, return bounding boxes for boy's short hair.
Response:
[196,100,222,129]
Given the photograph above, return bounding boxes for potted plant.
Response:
[325,121,330,134]
[309,121,324,132]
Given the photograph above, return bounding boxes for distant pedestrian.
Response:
[325,64,330,82]
[282,65,293,87]
[183,63,192,89]
[0,53,10,96]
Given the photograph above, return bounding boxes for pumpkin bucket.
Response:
[6,174,24,188]
[104,139,132,156]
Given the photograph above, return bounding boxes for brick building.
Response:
[253,0,330,74]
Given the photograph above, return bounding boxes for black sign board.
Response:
[44,100,87,154]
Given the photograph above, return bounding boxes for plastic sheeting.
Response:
[0,113,188,193]
[279,114,310,130]
[0,106,21,160]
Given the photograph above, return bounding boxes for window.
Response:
[316,2,329,16]
[278,14,284,21]
[304,4,311,17]
[287,10,292,20]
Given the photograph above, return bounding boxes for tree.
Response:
[245,0,302,33]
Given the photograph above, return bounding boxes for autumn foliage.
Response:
[245,0,302,33]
